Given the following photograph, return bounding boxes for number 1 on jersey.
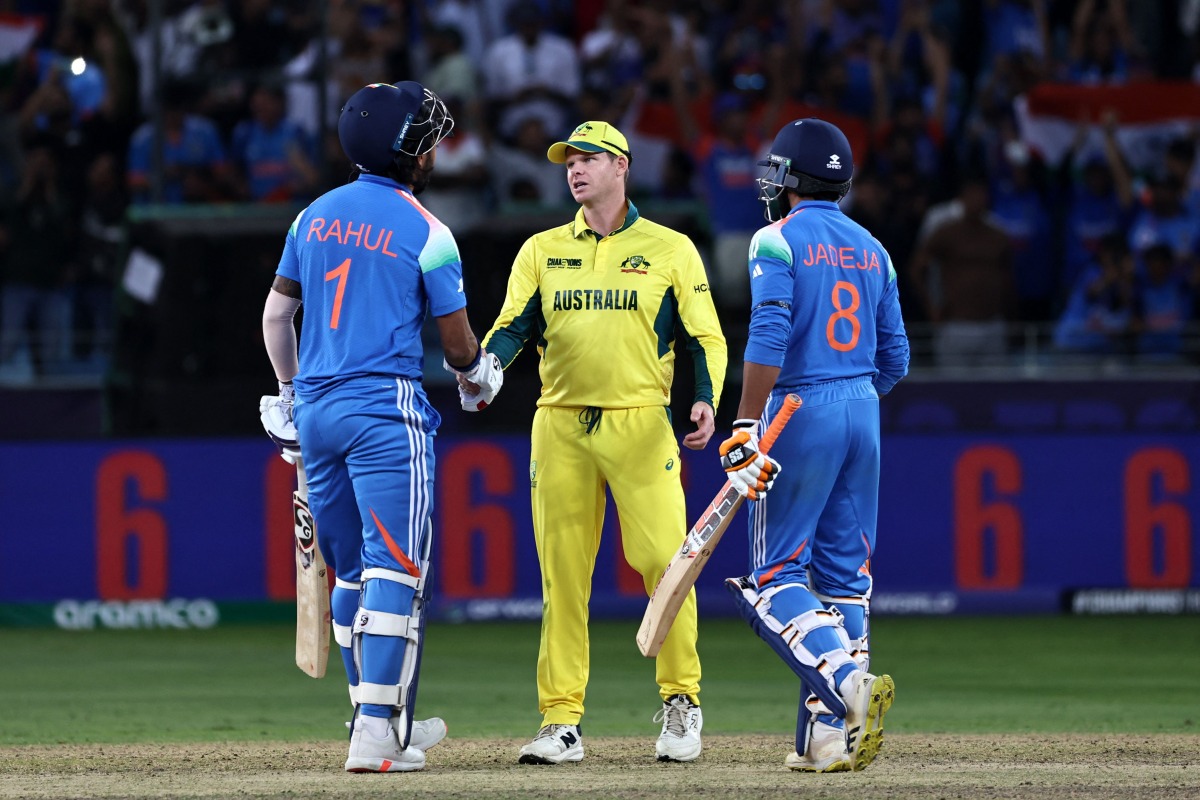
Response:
[325,258,350,329]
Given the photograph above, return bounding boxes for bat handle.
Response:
[758,393,802,455]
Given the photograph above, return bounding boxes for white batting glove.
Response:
[443,348,503,412]
[259,381,300,464]
[719,419,781,500]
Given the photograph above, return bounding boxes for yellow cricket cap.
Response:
[546,121,632,164]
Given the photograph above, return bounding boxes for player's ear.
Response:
[417,148,437,171]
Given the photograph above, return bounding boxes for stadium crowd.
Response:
[1,0,1199,380]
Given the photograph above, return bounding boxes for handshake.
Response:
[443,347,504,412]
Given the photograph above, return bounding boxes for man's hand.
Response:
[682,401,715,450]
[443,348,503,411]
[719,419,781,500]
[259,381,300,464]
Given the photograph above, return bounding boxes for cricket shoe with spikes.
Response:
[654,694,703,762]
[518,724,584,764]
[785,719,851,772]
[345,714,425,773]
[841,670,895,771]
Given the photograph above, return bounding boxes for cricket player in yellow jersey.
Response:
[476,121,727,765]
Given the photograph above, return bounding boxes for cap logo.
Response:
[826,154,842,170]
[572,122,594,137]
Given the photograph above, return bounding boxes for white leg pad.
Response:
[333,622,353,648]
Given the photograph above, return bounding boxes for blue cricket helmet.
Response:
[757,118,853,219]
[338,81,454,175]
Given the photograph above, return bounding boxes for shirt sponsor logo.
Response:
[546,257,583,269]
[552,289,639,311]
[619,254,651,274]
[801,244,881,272]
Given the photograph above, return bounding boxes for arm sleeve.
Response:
[482,237,543,367]
[743,224,795,368]
[263,288,301,382]
[873,254,910,395]
[673,238,727,410]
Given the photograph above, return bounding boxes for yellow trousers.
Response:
[530,405,701,726]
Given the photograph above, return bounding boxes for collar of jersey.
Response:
[788,200,839,216]
[572,200,640,240]
[357,173,411,193]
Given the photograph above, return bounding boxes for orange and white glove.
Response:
[719,419,781,500]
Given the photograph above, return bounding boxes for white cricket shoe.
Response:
[345,714,425,773]
[344,716,446,751]
[654,694,703,762]
[840,670,895,771]
[409,717,448,751]
[518,724,584,764]
[785,719,851,772]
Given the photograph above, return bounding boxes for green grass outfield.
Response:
[1,616,1197,746]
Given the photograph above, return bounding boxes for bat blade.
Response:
[293,459,331,678]
[636,393,803,658]
[636,482,743,657]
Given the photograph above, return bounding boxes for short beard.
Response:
[411,163,434,195]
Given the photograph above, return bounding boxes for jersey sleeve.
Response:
[483,236,542,368]
[744,223,795,368]
[419,217,468,317]
[673,238,727,410]
[276,209,303,283]
[873,253,910,395]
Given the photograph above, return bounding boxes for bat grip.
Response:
[758,393,802,455]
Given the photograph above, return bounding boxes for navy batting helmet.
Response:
[757,118,853,220]
[338,81,454,175]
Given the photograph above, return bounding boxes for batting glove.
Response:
[259,380,301,464]
[443,348,503,412]
[719,419,781,500]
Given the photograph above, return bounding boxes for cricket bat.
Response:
[636,393,803,658]
[293,458,331,678]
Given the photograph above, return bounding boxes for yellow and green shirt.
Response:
[484,202,727,410]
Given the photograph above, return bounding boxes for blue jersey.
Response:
[743,200,909,393]
[276,174,466,397]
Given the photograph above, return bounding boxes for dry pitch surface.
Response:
[1,733,1198,799]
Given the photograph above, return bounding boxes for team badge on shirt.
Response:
[619,254,651,274]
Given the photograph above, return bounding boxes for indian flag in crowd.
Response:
[0,12,39,63]
[1015,82,1200,173]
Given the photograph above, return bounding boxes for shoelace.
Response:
[535,724,571,741]
[653,698,691,737]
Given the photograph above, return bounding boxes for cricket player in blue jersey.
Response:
[259,81,503,773]
[718,118,910,772]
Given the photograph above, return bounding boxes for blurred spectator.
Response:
[420,97,490,232]
[909,174,1015,367]
[673,90,766,311]
[127,78,233,204]
[0,136,75,377]
[73,151,127,366]
[1132,242,1194,359]
[1066,0,1135,84]
[488,114,569,205]
[846,167,926,322]
[230,82,318,204]
[1060,114,1134,294]
[423,24,482,133]
[483,0,580,143]
[1164,135,1200,218]
[989,139,1055,321]
[1053,233,1135,355]
[1127,174,1199,271]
